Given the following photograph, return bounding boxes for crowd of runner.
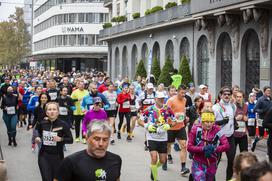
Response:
[0,68,272,181]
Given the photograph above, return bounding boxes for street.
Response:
[0,114,268,181]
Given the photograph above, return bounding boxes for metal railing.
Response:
[99,3,191,38]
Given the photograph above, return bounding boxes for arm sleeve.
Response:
[32,108,38,127]
[62,123,73,144]
[55,157,73,181]
[187,127,204,153]
[263,108,272,129]
[215,135,230,153]
[82,112,89,134]
[27,97,35,112]
[1,97,5,109]
[254,99,263,114]
[100,94,110,107]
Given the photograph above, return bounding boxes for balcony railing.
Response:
[99,3,191,39]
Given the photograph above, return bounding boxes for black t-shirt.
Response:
[56,150,122,181]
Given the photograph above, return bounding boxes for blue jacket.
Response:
[27,95,39,113]
[81,92,110,111]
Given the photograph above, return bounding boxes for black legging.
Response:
[118,112,131,133]
[234,135,248,153]
[38,151,63,181]
[74,115,84,138]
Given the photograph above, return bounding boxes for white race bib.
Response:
[248,118,255,126]
[130,105,137,112]
[49,92,57,100]
[236,121,246,132]
[123,101,130,109]
[257,119,263,127]
[6,106,15,115]
[35,101,39,107]
[43,131,57,146]
[176,113,185,123]
[59,107,68,115]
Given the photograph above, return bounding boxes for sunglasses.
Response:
[223,93,231,96]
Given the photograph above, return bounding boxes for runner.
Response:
[246,93,257,152]
[103,83,118,144]
[47,79,59,102]
[188,111,230,181]
[82,97,108,144]
[1,86,19,147]
[35,102,73,181]
[55,121,122,181]
[98,76,111,93]
[129,85,138,137]
[138,91,173,181]
[186,96,204,133]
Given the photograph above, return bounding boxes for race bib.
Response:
[236,121,246,132]
[59,107,68,115]
[248,118,255,126]
[6,106,15,115]
[35,101,39,107]
[43,131,57,146]
[257,119,263,127]
[130,105,137,112]
[176,113,185,123]
[49,92,57,100]
[123,101,130,109]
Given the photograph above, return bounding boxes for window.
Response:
[64,14,68,23]
[69,13,75,23]
[117,3,120,16]
[78,35,85,45]
[94,13,100,23]
[78,13,84,23]
[69,35,76,46]
[63,35,68,45]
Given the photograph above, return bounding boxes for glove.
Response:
[162,124,170,131]
[148,124,157,133]
[203,144,215,158]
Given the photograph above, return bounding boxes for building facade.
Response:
[32,0,108,72]
[100,0,272,96]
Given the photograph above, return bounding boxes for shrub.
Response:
[145,6,163,15]
[132,12,140,19]
[135,59,147,78]
[158,56,174,87]
[165,2,177,9]
[103,22,112,29]
[178,56,193,86]
[111,17,117,22]
[117,15,127,22]
[181,0,191,4]
[151,57,161,85]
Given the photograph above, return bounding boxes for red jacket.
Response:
[98,83,108,93]
[117,92,131,112]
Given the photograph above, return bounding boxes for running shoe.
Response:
[110,139,115,145]
[162,162,167,171]
[180,167,190,176]
[251,137,260,152]
[117,132,121,139]
[167,155,173,164]
[75,137,80,143]
[144,141,149,151]
[82,138,86,144]
[126,136,132,141]
[150,170,154,181]
[63,145,67,151]
[174,142,181,151]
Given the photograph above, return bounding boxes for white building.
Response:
[32,0,109,72]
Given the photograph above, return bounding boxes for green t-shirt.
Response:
[71,89,88,115]
[171,74,182,89]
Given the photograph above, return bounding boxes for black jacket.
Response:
[33,106,46,127]
[1,94,18,114]
[36,118,73,157]
[254,95,272,119]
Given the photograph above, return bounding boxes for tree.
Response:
[135,59,147,78]
[0,7,30,66]
[179,56,193,86]
[151,57,161,85]
[158,56,174,87]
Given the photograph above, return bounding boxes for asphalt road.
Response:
[0,114,268,181]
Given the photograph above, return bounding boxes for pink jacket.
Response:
[187,124,230,165]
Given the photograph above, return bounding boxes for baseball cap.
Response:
[188,82,194,88]
[199,84,207,89]
[93,97,102,104]
[147,83,154,89]
[155,91,166,98]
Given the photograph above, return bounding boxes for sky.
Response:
[0,0,24,21]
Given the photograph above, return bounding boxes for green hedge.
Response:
[178,56,193,86]
[181,0,191,4]
[151,57,161,85]
[111,17,117,22]
[145,6,163,15]
[165,2,177,9]
[132,12,140,19]
[158,56,174,87]
[111,16,127,23]
[103,22,112,29]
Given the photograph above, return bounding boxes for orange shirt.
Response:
[167,95,186,130]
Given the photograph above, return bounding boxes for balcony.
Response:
[104,0,112,7]
[99,4,191,39]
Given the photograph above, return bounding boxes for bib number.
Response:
[257,119,263,127]
[236,121,246,132]
[130,105,137,112]
[6,106,15,115]
[247,118,255,126]
[59,107,68,115]
[176,113,185,123]
[43,131,57,146]
[123,101,130,109]
[49,92,57,100]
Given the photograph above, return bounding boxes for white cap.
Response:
[199,84,207,89]
[155,91,166,98]
[147,83,154,89]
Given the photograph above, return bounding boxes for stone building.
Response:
[100,0,272,96]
